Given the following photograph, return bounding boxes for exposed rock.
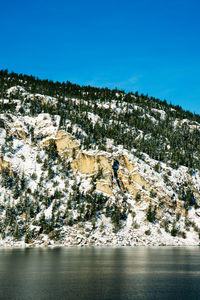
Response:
[0,157,11,172]
[96,180,113,195]
[55,130,79,154]
[71,153,112,175]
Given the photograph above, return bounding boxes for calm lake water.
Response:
[0,247,200,300]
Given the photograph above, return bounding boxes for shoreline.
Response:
[0,242,199,249]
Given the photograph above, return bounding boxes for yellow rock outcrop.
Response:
[70,151,151,197]
[71,153,113,175]
[42,130,151,197]
[55,130,79,154]
[114,155,149,196]
[118,155,136,173]
[71,153,96,174]
[96,181,113,196]
[71,153,114,195]
[0,157,11,172]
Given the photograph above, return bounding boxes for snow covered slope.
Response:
[0,74,199,247]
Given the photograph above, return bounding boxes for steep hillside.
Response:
[0,70,200,247]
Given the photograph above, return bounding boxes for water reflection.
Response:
[0,247,199,299]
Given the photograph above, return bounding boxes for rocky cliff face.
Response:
[0,81,199,247]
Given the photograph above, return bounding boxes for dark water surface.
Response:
[0,247,200,300]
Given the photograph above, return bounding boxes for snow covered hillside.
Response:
[0,70,200,247]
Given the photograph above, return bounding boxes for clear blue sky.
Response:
[0,0,200,114]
